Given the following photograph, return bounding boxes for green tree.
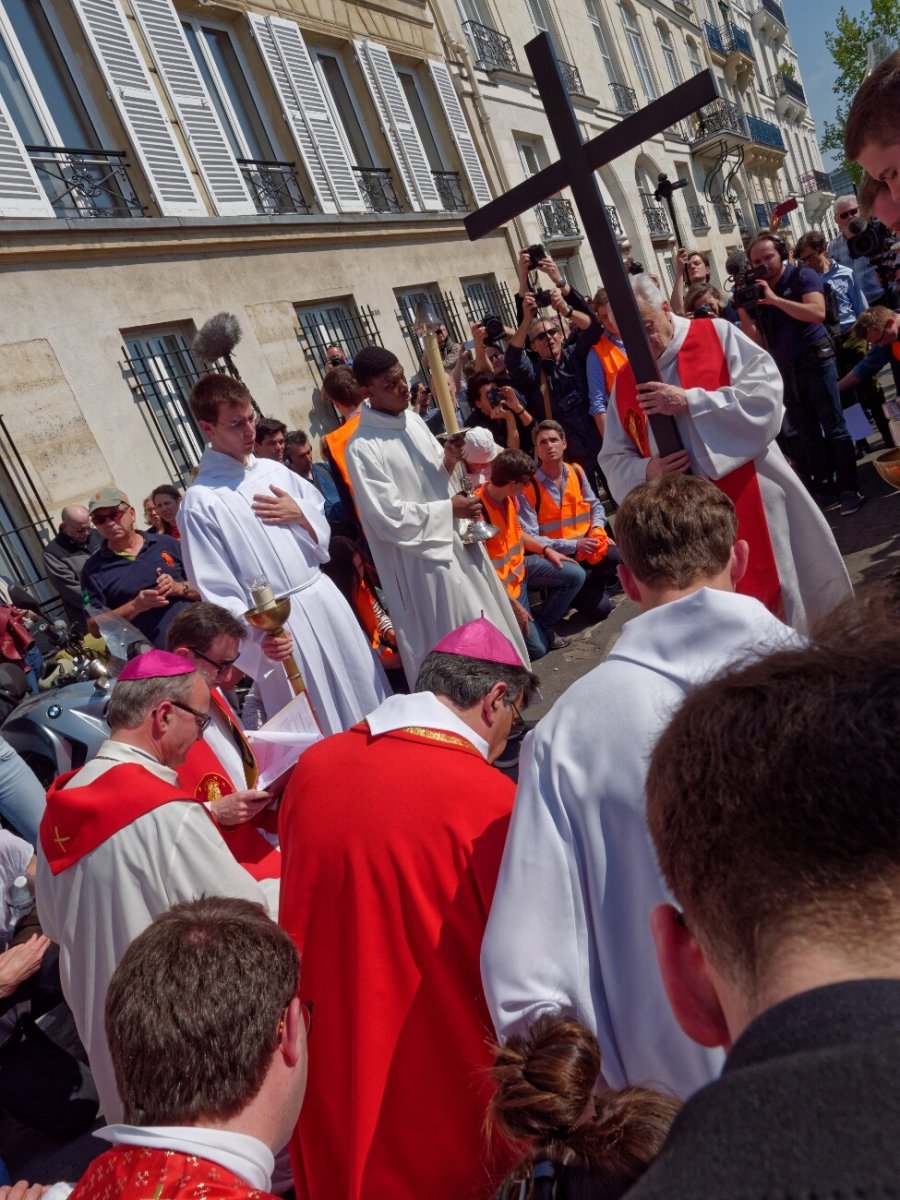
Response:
[822,0,900,183]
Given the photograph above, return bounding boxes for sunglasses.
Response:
[194,647,239,677]
[92,505,129,525]
[838,207,859,219]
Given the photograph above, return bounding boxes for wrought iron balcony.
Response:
[714,200,735,226]
[610,82,639,114]
[462,20,519,72]
[688,203,709,230]
[558,58,584,95]
[769,72,806,105]
[643,204,671,238]
[721,21,753,57]
[800,169,833,196]
[536,197,581,241]
[760,0,785,26]
[745,114,786,151]
[752,0,787,40]
[432,170,468,212]
[689,99,748,144]
[604,203,624,238]
[666,121,688,140]
[26,145,143,218]
[354,166,401,213]
[702,19,724,54]
[237,159,310,216]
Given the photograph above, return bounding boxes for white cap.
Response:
[463,426,500,466]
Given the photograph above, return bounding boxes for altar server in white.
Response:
[599,275,852,633]
[482,476,801,1099]
[346,346,528,686]
[179,375,390,731]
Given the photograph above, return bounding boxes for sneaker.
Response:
[839,491,866,516]
[547,633,570,651]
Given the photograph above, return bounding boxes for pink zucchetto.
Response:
[118,649,196,682]
[431,617,522,667]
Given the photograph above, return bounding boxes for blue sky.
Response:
[783,0,875,168]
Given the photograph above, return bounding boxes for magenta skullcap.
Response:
[118,649,196,682]
[431,617,522,667]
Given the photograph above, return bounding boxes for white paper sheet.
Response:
[843,402,875,441]
[247,692,323,789]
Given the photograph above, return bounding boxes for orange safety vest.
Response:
[323,410,361,496]
[529,465,609,565]
[592,333,628,397]
[477,485,526,600]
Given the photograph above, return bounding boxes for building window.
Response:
[584,0,620,84]
[685,36,703,78]
[0,418,59,613]
[658,23,682,89]
[462,276,517,327]
[394,285,465,375]
[523,0,564,57]
[622,5,658,100]
[516,137,546,177]
[314,50,375,169]
[121,330,207,486]
[294,300,384,381]
[396,69,445,173]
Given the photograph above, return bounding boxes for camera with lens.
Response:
[487,386,501,405]
[527,243,547,270]
[692,304,715,319]
[733,264,768,309]
[482,313,505,344]
[328,355,346,367]
[532,287,553,308]
[846,217,899,287]
[626,259,644,276]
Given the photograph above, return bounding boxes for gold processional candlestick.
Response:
[244,578,308,699]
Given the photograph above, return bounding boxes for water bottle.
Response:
[7,875,34,924]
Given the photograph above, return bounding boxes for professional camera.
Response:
[846,217,899,288]
[487,386,502,405]
[527,243,547,270]
[733,264,768,308]
[482,313,505,344]
[626,259,644,275]
[532,287,553,308]
[328,355,346,367]
[692,304,715,319]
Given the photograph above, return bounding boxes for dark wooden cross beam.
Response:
[465,34,719,456]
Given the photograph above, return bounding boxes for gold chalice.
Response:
[874,448,900,492]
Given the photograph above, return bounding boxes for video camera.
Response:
[526,242,553,308]
[847,217,899,288]
[733,264,768,309]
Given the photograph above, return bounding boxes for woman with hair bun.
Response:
[490,1014,679,1199]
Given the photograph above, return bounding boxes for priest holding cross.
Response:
[466,34,852,631]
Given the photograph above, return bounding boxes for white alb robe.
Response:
[482,588,803,1098]
[180,449,390,732]
[346,405,528,684]
[599,315,853,633]
[36,741,276,1124]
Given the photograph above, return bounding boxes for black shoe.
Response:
[547,633,570,651]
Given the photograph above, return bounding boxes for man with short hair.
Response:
[839,303,900,395]
[179,375,389,729]
[42,506,101,631]
[601,275,852,631]
[347,346,528,684]
[586,288,627,438]
[63,897,308,1200]
[279,618,536,1200]
[323,342,349,372]
[626,595,900,1198]
[519,419,618,621]
[80,488,199,648]
[827,193,893,307]
[254,417,287,462]
[482,475,799,1100]
[37,650,273,1123]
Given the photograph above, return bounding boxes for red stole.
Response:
[615,319,783,618]
[68,1144,278,1200]
[40,763,203,876]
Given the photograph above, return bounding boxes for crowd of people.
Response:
[0,50,899,1200]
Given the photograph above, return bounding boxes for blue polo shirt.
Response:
[760,264,828,370]
[80,532,192,648]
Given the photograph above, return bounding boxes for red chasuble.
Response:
[615,317,784,618]
[68,1144,277,1200]
[278,722,519,1200]
[40,763,203,875]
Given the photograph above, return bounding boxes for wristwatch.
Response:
[565,305,574,318]
[181,582,190,598]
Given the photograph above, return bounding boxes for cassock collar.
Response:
[358,402,410,432]
[658,312,692,367]
[98,1124,275,1191]
[364,692,490,759]
[89,739,178,786]
[195,446,255,483]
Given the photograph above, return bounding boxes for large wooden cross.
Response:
[464,34,718,455]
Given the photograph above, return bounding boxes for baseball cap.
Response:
[88,487,130,515]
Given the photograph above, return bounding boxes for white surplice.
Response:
[179,449,390,733]
[36,741,276,1125]
[599,315,853,633]
[482,588,803,1098]
[346,405,529,685]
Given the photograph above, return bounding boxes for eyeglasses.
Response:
[277,999,314,1041]
[532,329,561,343]
[91,505,129,526]
[837,207,859,219]
[194,647,239,677]
[170,700,211,734]
[218,413,258,432]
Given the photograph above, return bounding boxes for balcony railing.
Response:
[702,19,724,54]
[432,170,468,212]
[689,98,747,143]
[610,82,639,114]
[714,200,735,226]
[354,166,401,213]
[666,121,688,140]
[462,20,519,72]
[558,58,584,95]
[754,200,776,228]
[604,203,624,238]
[800,169,833,195]
[643,204,671,237]
[26,145,143,218]
[536,197,581,240]
[722,21,753,56]
[688,204,709,230]
[769,72,806,105]
[237,158,310,216]
[760,0,785,25]
[745,114,786,151]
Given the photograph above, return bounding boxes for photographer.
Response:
[465,370,534,453]
[827,196,895,308]
[506,248,602,479]
[738,234,863,515]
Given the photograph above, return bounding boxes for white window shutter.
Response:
[0,91,54,217]
[248,13,365,215]
[426,60,491,207]
[68,0,204,216]
[129,0,254,215]
[353,40,442,213]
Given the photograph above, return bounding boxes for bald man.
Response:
[43,505,102,631]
